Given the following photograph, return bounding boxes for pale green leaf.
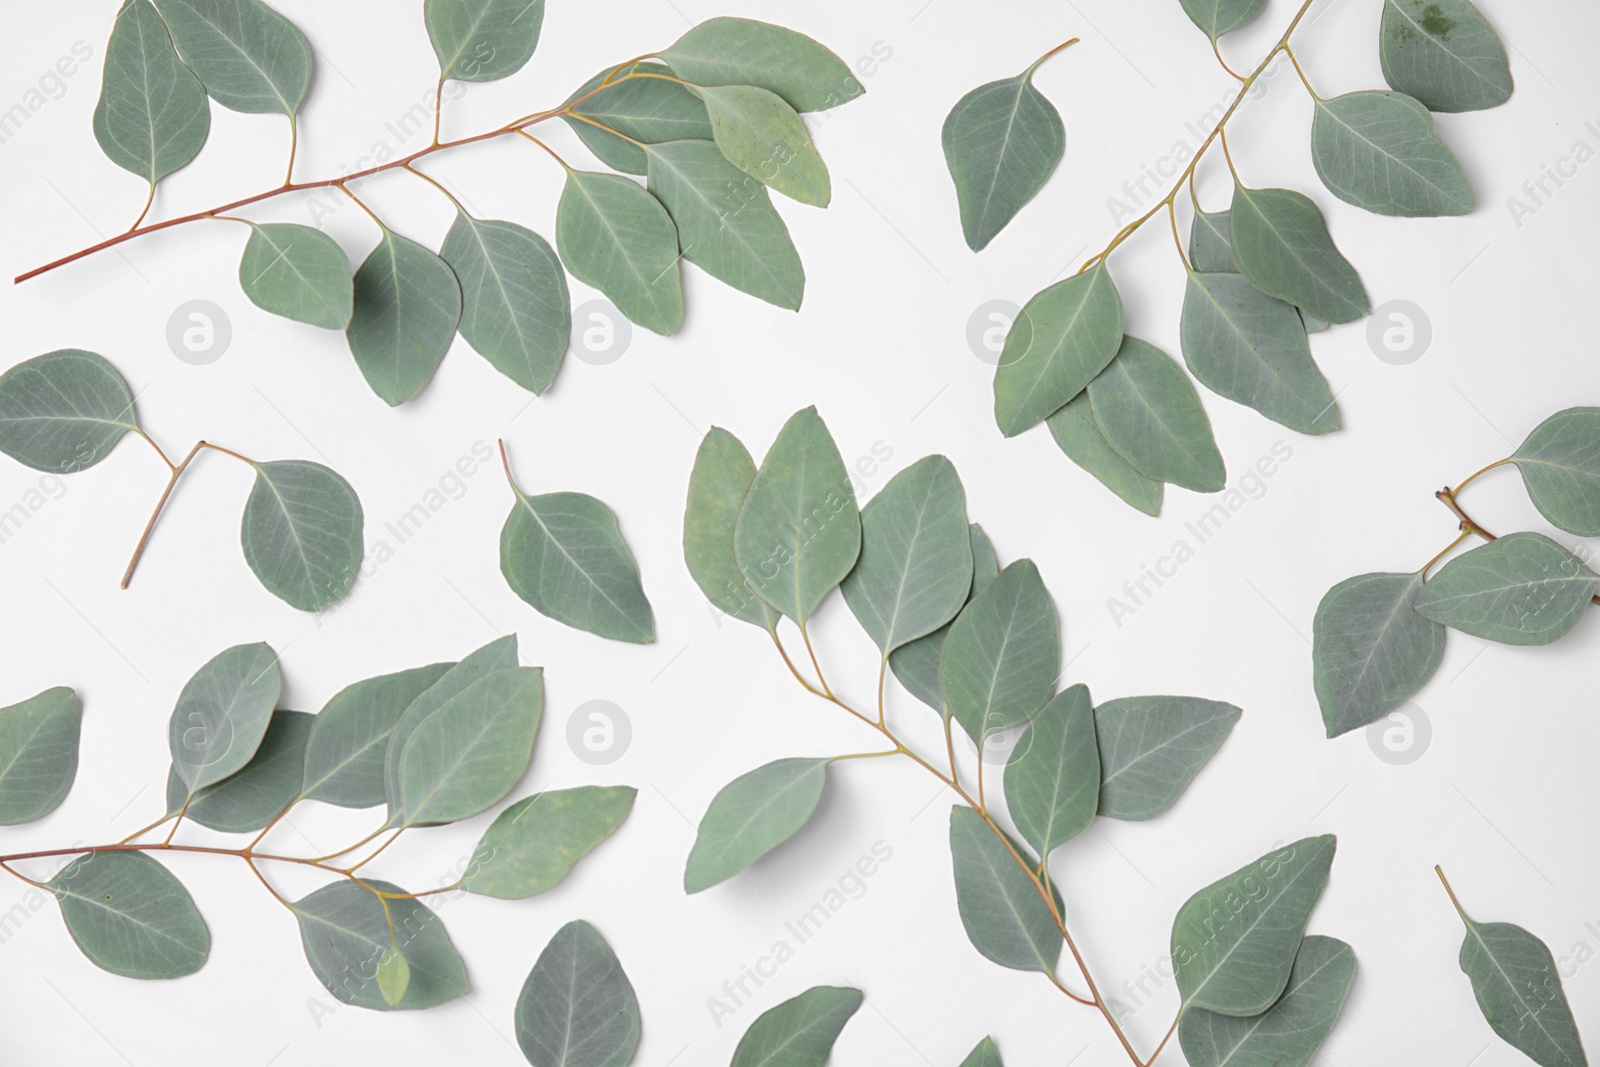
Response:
[1229,185,1369,325]
[683,427,779,631]
[397,666,543,826]
[941,560,1059,741]
[1414,533,1598,645]
[684,757,828,894]
[462,785,636,899]
[564,62,713,175]
[1380,0,1512,113]
[425,0,544,82]
[516,921,640,1067]
[555,169,683,336]
[165,709,310,832]
[1094,696,1240,820]
[1312,571,1445,738]
[1179,936,1357,1067]
[168,642,281,794]
[0,688,82,825]
[694,84,831,207]
[293,879,466,1010]
[153,0,312,116]
[960,1037,1002,1067]
[1512,408,1600,536]
[94,0,210,185]
[1005,685,1098,859]
[729,985,864,1067]
[1088,336,1225,493]
[49,852,209,979]
[1311,90,1475,217]
[347,231,463,406]
[889,524,999,709]
[241,460,363,612]
[376,948,410,1008]
[1046,394,1164,516]
[995,264,1124,437]
[1179,0,1269,41]
[661,18,862,113]
[302,664,451,808]
[0,350,138,474]
[949,806,1060,973]
[238,223,353,330]
[1189,210,1237,273]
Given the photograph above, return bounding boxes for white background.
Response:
[2,1,1597,1064]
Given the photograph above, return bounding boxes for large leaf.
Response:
[347,231,463,406]
[889,524,999,709]
[302,664,450,808]
[462,786,635,899]
[660,18,862,113]
[1228,186,1369,325]
[564,62,713,175]
[94,0,210,185]
[1094,696,1239,820]
[1310,90,1474,217]
[684,757,829,894]
[1313,571,1445,738]
[168,642,281,795]
[1046,394,1164,516]
[425,0,545,83]
[515,921,640,1067]
[960,1037,1002,1067]
[1414,533,1598,645]
[293,880,467,1010]
[165,709,310,832]
[1172,836,1337,1016]
[1380,0,1512,113]
[0,688,82,825]
[693,84,831,207]
[729,986,864,1067]
[0,350,137,474]
[1088,336,1225,493]
[241,460,363,612]
[1512,408,1600,536]
[1179,0,1269,40]
[1005,685,1098,859]
[396,666,543,826]
[941,560,1059,742]
[238,223,353,330]
[555,169,683,336]
[949,806,1060,973]
[153,0,312,116]
[995,265,1123,437]
[49,852,209,979]
[683,428,779,631]
[1179,935,1357,1067]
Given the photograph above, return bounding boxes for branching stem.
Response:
[121,440,258,590]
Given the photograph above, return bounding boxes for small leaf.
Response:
[1005,685,1098,859]
[241,460,364,612]
[0,688,82,825]
[1512,407,1600,536]
[49,852,209,979]
[1094,696,1239,820]
[425,0,545,83]
[1046,394,1164,516]
[1311,90,1475,217]
[1088,336,1225,493]
[694,84,831,207]
[1179,935,1357,1067]
[684,757,829,894]
[238,223,354,330]
[1380,0,1512,113]
[555,169,683,336]
[1189,210,1237,273]
[1178,0,1269,41]
[1313,571,1445,738]
[960,1037,1002,1067]
[347,231,463,406]
[153,0,312,116]
[563,62,713,175]
[995,264,1124,437]
[729,985,864,1067]
[0,350,138,474]
[168,642,281,795]
[375,948,410,1008]
[683,428,779,631]
[889,524,1000,709]
[1229,185,1369,325]
[661,18,862,113]
[301,664,451,808]
[293,880,467,1010]
[94,0,210,185]
[397,666,543,827]
[515,921,641,1067]
[462,785,636,899]
[165,709,310,832]
[1414,533,1598,645]
[941,560,1059,742]
[949,806,1060,973]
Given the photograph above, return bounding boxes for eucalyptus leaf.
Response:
[347,230,463,406]
[960,1037,1002,1067]
[1005,685,1098,859]
[462,785,636,899]
[0,350,138,474]
[239,223,354,330]
[889,524,999,709]
[729,985,864,1067]
[941,560,1059,741]
[693,84,831,207]
[1178,0,1269,41]
[1189,210,1237,274]
[555,169,683,336]
[153,0,312,116]
[1311,90,1475,217]
[1312,571,1445,738]
[302,664,451,808]
[949,805,1060,974]
[564,62,713,175]
[1088,336,1225,493]
[1046,394,1164,516]
[241,460,363,612]
[376,949,410,1008]
[515,921,640,1067]
[397,666,543,826]
[684,428,779,631]
[94,0,211,185]
[50,852,209,979]
[168,642,281,795]
[684,757,829,894]
[1512,408,1600,536]
[293,880,467,1010]
[425,0,545,83]
[1380,0,1512,113]
[1094,696,1239,820]
[1414,533,1598,645]
[995,264,1123,437]
[661,18,862,113]
[165,709,310,832]
[1179,935,1357,1067]
[0,688,82,825]
[1229,186,1369,325]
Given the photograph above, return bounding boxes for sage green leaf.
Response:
[1005,685,1098,859]
[1179,0,1269,40]
[164,709,310,832]
[889,524,999,709]
[516,921,640,1067]
[302,664,450,808]
[556,170,683,336]
[0,350,137,474]
[730,985,864,1067]
[1513,408,1600,536]
[152,0,312,116]
[842,455,973,653]
[1415,533,1598,645]
[1380,0,1512,113]
[1312,571,1445,738]
[995,264,1123,437]
[684,428,779,631]
[347,231,463,406]
[694,84,831,207]
[1046,394,1164,516]
[397,667,543,826]
[1301,310,1331,334]
[0,688,82,825]
[942,59,1065,251]
[424,0,544,83]
[241,460,363,612]
[564,62,713,175]
[949,805,1060,973]
[439,211,570,394]
[661,18,862,113]
[293,879,467,1010]
[169,642,281,795]
[685,757,828,894]
[1190,210,1237,273]
[960,1037,1002,1067]
[1088,336,1225,493]
[1179,936,1357,1067]
[239,223,353,330]
[733,406,861,624]
[94,0,210,185]
[1229,186,1369,325]
[1180,272,1340,435]
[1173,836,1337,1015]
[941,560,1059,742]
[462,785,636,899]
[1311,91,1475,217]
[1094,696,1239,820]
[49,852,209,979]
[376,949,409,1008]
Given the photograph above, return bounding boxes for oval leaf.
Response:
[0,688,82,825]
[1088,336,1225,493]
[168,642,281,794]
[49,851,209,979]
[555,169,683,336]
[302,664,451,808]
[684,427,779,631]
[730,986,864,1067]
[463,786,635,899]
[889,523,1000,709]
[95,0,211,185]
[564,62,713,175]
[397,666,543,827]
[1047,394,1164,516]
[949,806,1061,973]
[293,879,467,1010]
[515,920,641,1067]
[1313,571,1445,738]
[694,84,831,207]
[425,0,545,83]
[941,559,1059,741]
[1179,935,1357,1067]
[0,350,137,474]
[239,222,354,330]
[660,18,862,113]
[995,264,1124,437]
[347,231,463,406]
[165,709,310,832]
[1512,407,1600,537]
[1414,533,1598,645]
[1005,685,1098,859]
[1380,0,1512,113]
[684,757,829,894]
[1094,696,1240,820]
[1179,0,1269,41]
[241,459,363,612]
[153,0,312,116]
[1229,185,1369,325]
[1311,90,1474,217]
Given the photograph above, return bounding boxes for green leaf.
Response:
[1311,90,1475,217]
[733,406,861,624]
[1380,0,1512,113]
[1005,685,1098,859]
[425,0,544,83]
[555,169,683,336]
[1094,696,1239,820]
[889,523,1000,709]
[0,688,82,825]
[841,455,973,653]
[960,1037,1002,1067]
[375,948,410,1009]
[1414,533,1598,645]
[515,921,640,1067]
[660,18,862,113]
[168,642,281,795]
[949,806,1060,973]
[644,139,806,310]
[0,350,138,474]
[94,0,210,185]
[397,667,543,826]
[729,985,864,1067]
[564,62,713,175]
[1178,0,1269,40]
[1189,210,1237,273]
[241,460,364,612]
[1229,185,1369,325]
[684,428,779,631]
[693,84,831,207]
[1173,836,1337,1016]
[941,560,1059,741]
[293,880,467,1010]
[152,0,312,116]
[1046,394,1164,516]
[301,664,451,808]
[165,709,310,832]
[1088,336,1225,493]
[995,264,1123,437]
[462,785,636,899]
[50,852,209,979]
[347,230,463,406]
[440,211,569,394]
[1179,271,1340,435]
[1512,408,1600,536]
[942,57,1066,252]
[1312,571,1445,738]
[1179,935,1357,1067]
[684,757,829,894]
[238,223,353,330]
